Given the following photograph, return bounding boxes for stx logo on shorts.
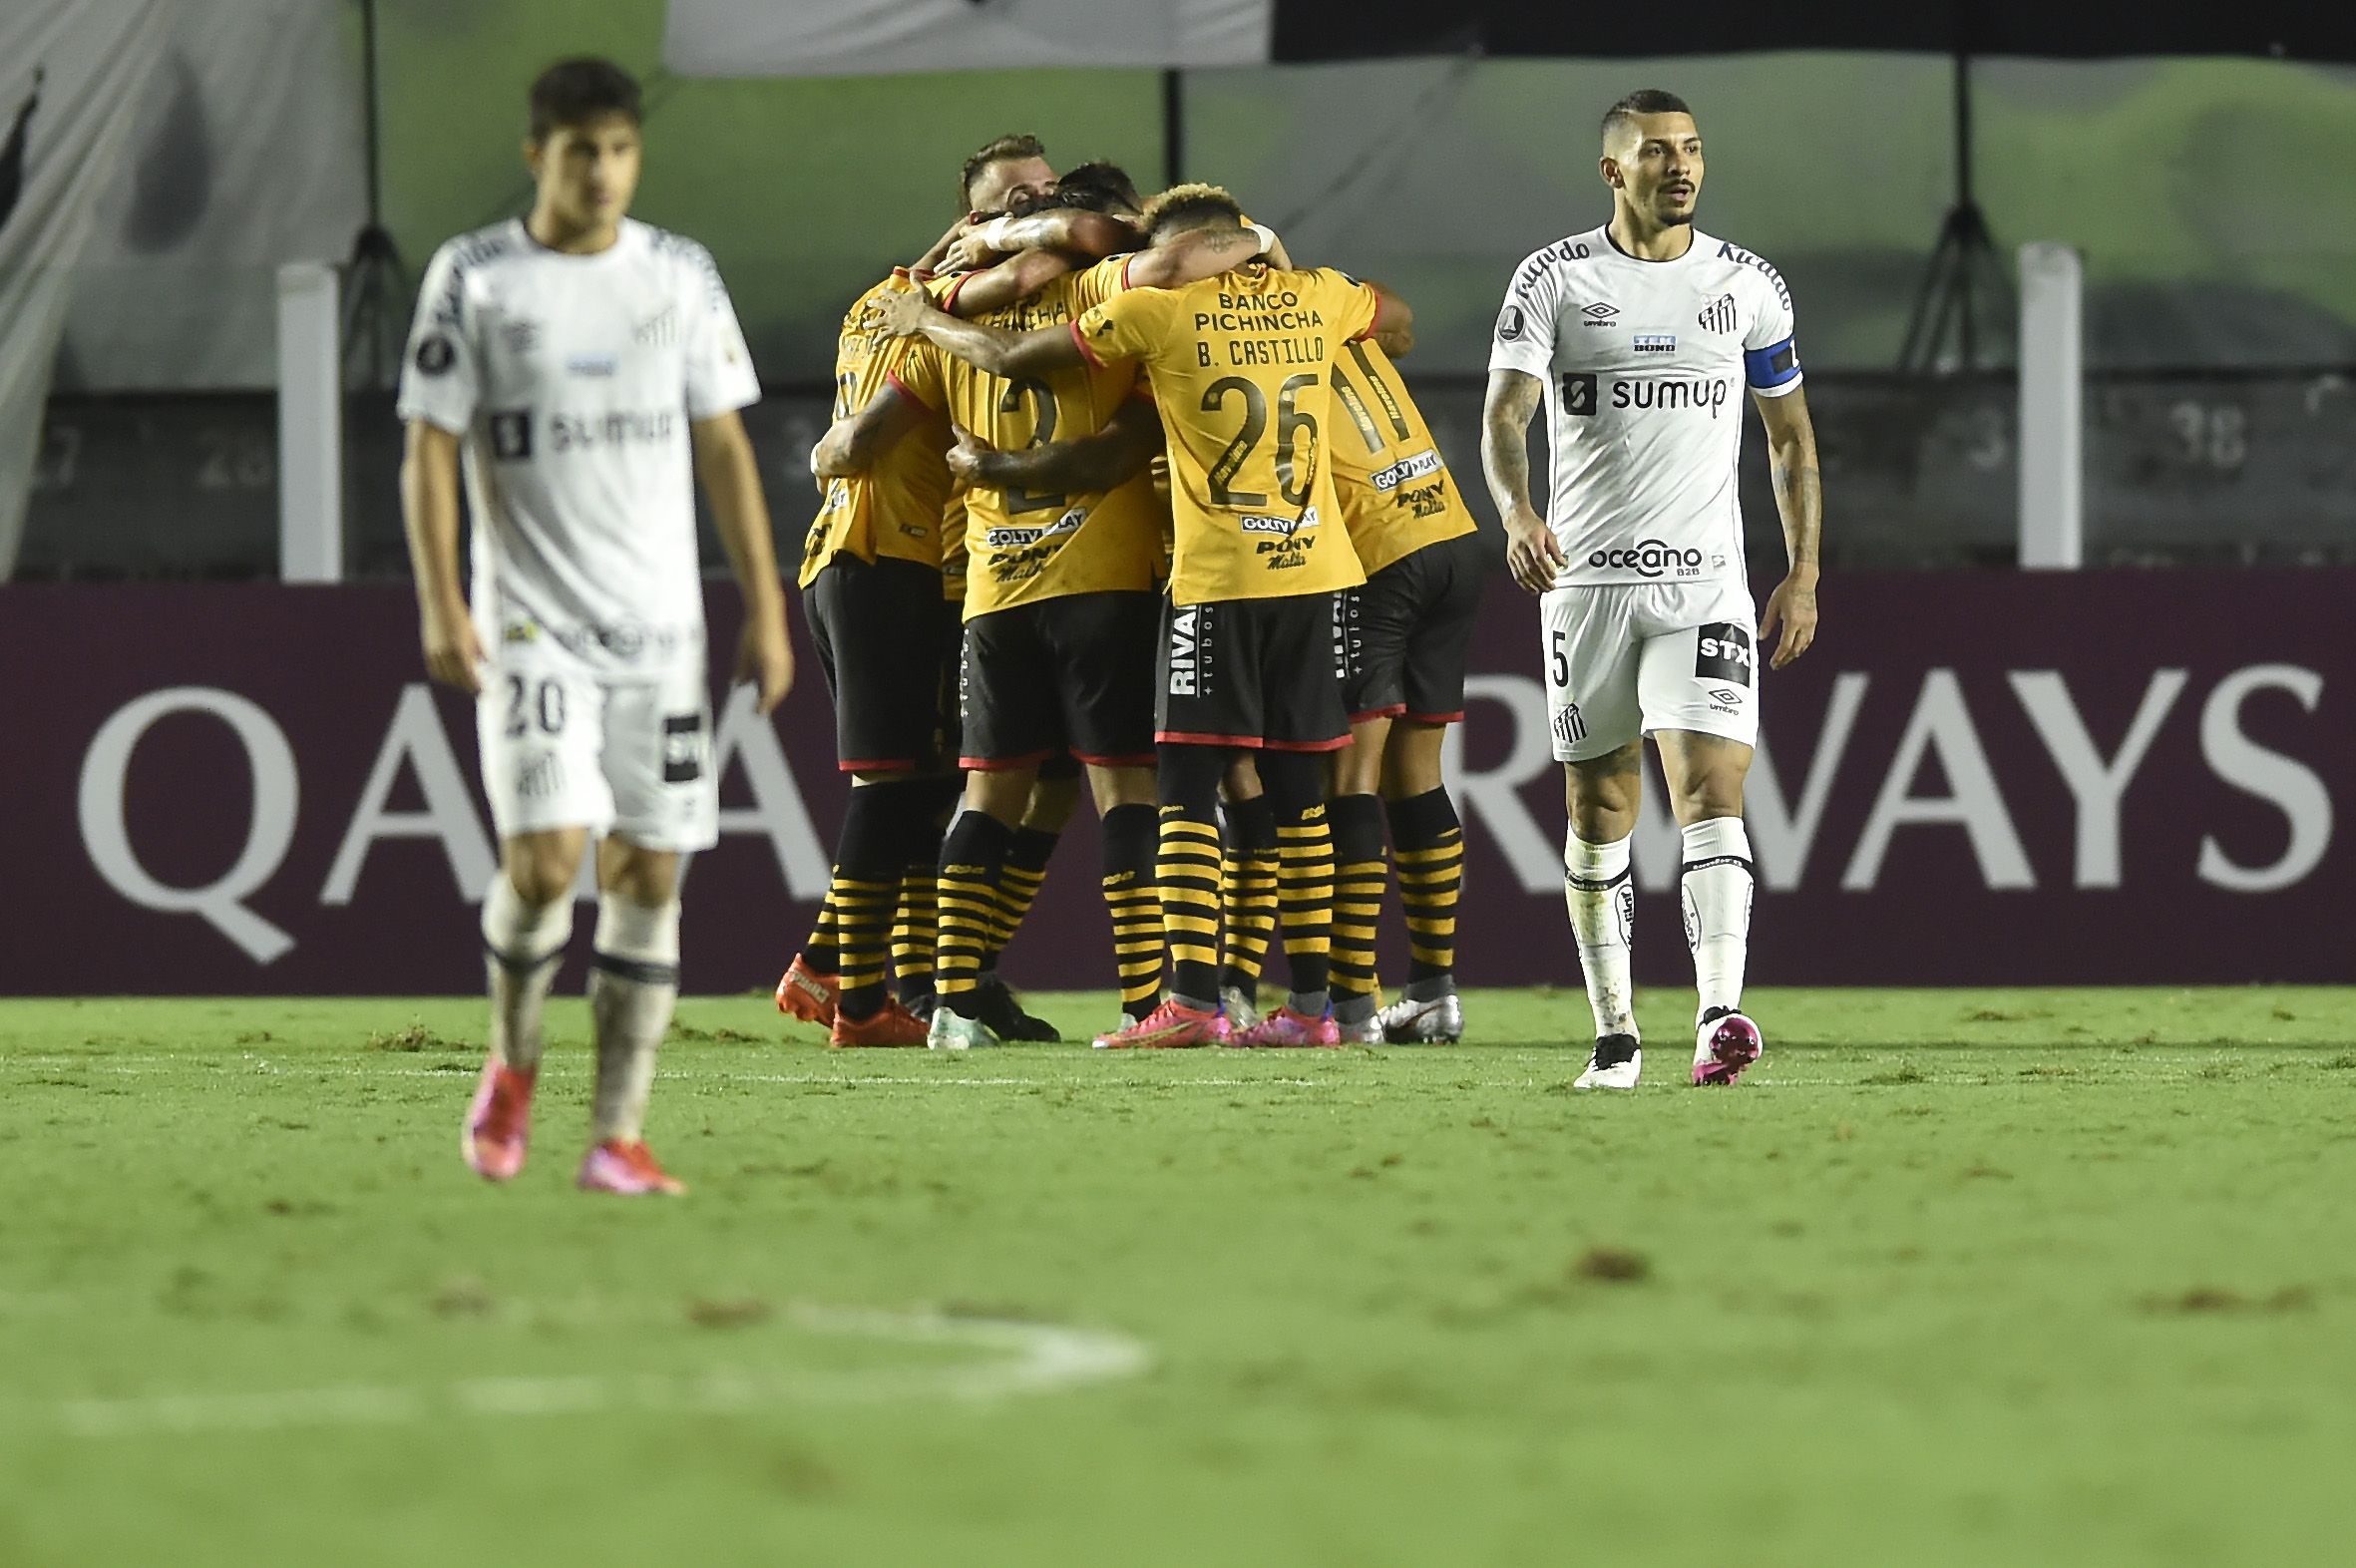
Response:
[1695,622,1755,687]
[1167,607,1201,696]
[1553,703,1586,747]
[1588,540,1704,579]
[661,713,705,783]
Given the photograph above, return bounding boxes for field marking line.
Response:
[0,1055,1327,1089]
[45,1305,1150,1438]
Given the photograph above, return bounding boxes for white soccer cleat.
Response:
[927,1008,998,1051]
[1574,1034,1643,1090]
[1339,1012,1386,1045]
[1692,1008,1764,1086]
[1220,985,1264,1034]
[1376,992,1464,1044]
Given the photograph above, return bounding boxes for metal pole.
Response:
[278,261,345,583]
[1161,68,1183,190]
[2017,242,2084,571]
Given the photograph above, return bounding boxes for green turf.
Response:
[3,987,2352,1566]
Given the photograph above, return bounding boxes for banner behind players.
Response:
[3,571,2348,993]
[0,1,169,579]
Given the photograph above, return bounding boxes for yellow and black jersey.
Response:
[893,261,1162,618]
[1326,335,1476,577]
[1073,264,1379,606]
[940,487,969,604]
[798,270,952,588]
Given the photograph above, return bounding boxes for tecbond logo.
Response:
[1588,541,1704,579]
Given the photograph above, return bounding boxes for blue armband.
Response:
[1744,336,1801,390]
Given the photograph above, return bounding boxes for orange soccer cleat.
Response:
[775,954,841,1026]
[1091,997,1232,1050]
[576,1139,686,1196]
[1232,1005,1343,1048]
[828,996,930,1048]
[463,1059,537,1182]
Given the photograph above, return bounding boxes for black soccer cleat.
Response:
[973,975,1060,1041]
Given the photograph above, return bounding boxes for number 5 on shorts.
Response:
[1549,628,1569,688]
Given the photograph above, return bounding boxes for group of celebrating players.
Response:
[398,59,1821,1194]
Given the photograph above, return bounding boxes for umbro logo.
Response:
[499,317,541,355]
[1708,687,1744,705]
[1699,293,1737,334]
[1580,301,1619,326]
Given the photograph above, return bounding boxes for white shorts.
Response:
[1538,581,1760,762]
[476,656,718,851]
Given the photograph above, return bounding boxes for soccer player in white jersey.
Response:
[1480,89,1822,1090]
[397,59,793,1192]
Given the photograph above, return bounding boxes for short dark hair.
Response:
[960,133,1047,210]
[1049,161,1142,216]
[1139,182,1245,241]
[1601,88,1692,144]
[529,58,641,144]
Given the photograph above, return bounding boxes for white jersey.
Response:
[396,217,760,677]
[1488,223,1800,589]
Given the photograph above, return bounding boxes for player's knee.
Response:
[1672,777,1746,825]
[502,836,583,906]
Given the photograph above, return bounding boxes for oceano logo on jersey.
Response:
[1370,450,1443,492]
[1588,540,1705,580]
[982,506,1087,550]
[1611,378,1734,417]
[1240,506,1319,537]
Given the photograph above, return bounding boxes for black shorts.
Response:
[1340,530,1491,724]
[960,590,1159,770]
[806,555,952,773]
[1156,591,1349,752]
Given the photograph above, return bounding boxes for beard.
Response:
[1660,211,1696,227]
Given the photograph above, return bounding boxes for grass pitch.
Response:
[2,986,2352,1567]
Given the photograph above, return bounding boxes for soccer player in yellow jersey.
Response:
[880,184,1412,1049]
[1321,330,1488,1045]
[776,134,1061,1047]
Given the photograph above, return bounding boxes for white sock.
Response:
[588,894,681,1144]
[1680,817,1755,1023]
[1563,829,1637,1039]
[481,874,573,1071]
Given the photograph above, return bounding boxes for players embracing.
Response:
[1481,89,1823,1089]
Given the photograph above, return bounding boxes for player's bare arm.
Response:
[909,213,981,276]
[1754,385,1821,668]
[810,386,928,478]
[398,418,484,694]
[946,398,1163,495]
[1367,280,1415,358]
[944,208,1139,275]
[876,285,1085,378]
[691,410,795,713]
[1481,369,1566,593]
[941,249,1080,318]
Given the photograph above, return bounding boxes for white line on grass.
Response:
[48,1305,1150,1438]
[1,1055,1328,1089]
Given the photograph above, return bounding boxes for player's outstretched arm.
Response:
[947,397,1163,496]
[876,285,1084,379]
[1754,385,1821,668]
[945,209,1140,275]
[943,250,1080,319]
[1366,280,1414,358]
[693,410,795,713]
[1481,370,1565,594]
[399,418,484,694]
[811,386,928,478]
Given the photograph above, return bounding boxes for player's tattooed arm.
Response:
[947,398,1162,495]
[1124,224,1263,289]
[1481,370,1565,594]
[876,285,1084,378]
[944,249,1079,318]
[400,419,485,694]
[694,411,796,713]
[909,214,981,277]
[1365,281,1415,358]
[810,386,928,477]
[1754,385,1821,667]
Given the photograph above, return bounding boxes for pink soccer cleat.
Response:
[1092,998,1232,1050]
[464,1060,536,1182]
[1233,1005,1343,1048]
[1692,1009,1765,1086]
[576,1139,687,1196]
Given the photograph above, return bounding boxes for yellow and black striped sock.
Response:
[1216,793,1278,999]
[801,879,844,976]
[1159,807,1224,1007]
[1273,800,1336,1008]
[935,812,1011,1017]
[1327,792,1388,1012]
[1386,787,1464,996]
[1099,804,1164,1020]
[982,827,1057,974]
[835,781,927,1021]
[889,863,938,1009]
